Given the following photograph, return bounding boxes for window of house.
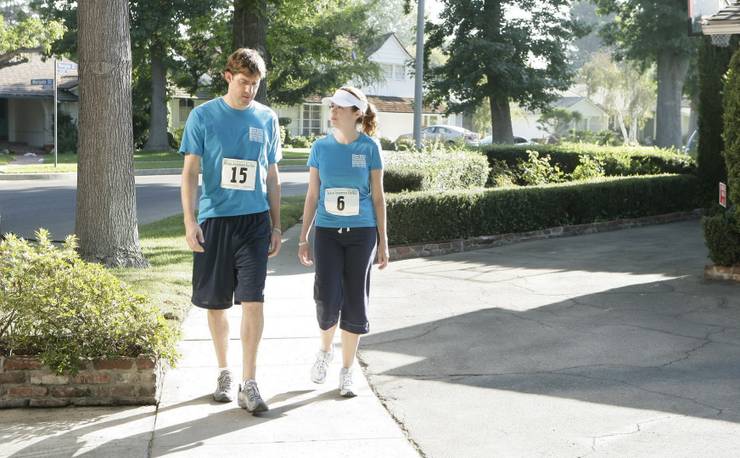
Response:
[394,64,406,80]
[179,99,195,123]
[381,64,394,80]
[422,114,440,127]
[302,104,322,135]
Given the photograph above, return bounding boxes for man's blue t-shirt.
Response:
[307,132,383,228]
[179,97,282,224]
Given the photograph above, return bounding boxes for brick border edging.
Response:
[0,356,164,408]
[389,209,704,261]
[704,265,740,282]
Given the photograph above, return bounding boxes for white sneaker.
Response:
[212,369,233,402]
[238,379,268,413]
[339,367,356,398]
[311,349,333,384]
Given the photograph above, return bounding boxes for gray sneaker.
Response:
[213,369,233,402]
[311,349,333,384]
[339,367,356,398]
[238,379,269,413]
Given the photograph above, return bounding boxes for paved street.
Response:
[362,219,740,457]
[0,171,309,240]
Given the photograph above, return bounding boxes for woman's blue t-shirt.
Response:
[307,132,383,228]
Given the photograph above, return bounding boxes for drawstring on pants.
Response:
[337,227,351,234]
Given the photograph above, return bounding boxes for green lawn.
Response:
[0,148,309,173]
[114,194,306,321]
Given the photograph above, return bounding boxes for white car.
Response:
[479,135,532,146]
[396,125,480,146]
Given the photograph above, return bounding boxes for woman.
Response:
[298,86,389,398]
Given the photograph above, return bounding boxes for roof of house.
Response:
[0,53,78,102]
[552,97,583,109]
[703,2,740,35]
[304,94,446,114]
[552,96,607,115]
[366,32,413,60]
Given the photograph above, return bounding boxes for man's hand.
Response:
[185,220,205,253]
[268,229,282,258]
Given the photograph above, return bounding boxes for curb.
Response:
[389,209,704,261]
[704,264,740,282]
[0,165,308,181]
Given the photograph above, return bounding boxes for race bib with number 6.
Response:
[325,188,360,216]
[221,158,257,191]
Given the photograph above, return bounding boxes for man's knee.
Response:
[241,301,263,315]
[208,309,227,320]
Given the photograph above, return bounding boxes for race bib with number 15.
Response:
[221,158,257,191]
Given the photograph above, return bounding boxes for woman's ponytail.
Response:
[362,103,378,137]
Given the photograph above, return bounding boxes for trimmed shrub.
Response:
[697,37,735,201]
[0,230,179,375]
[517,150,565,185]
[384,147,489,193]
[703,213,740,266]
[379,137,397,151]
[387,174,700,245]
[724,47,740,229]
[288,135,315,148]
[483,143,695,180]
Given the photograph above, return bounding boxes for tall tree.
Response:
[31,0,220,149]
[0,9,63,68]
[580,52,656,145]
[424,0,587,144]
[76,0,146,267]
[594,0,692,149]
[233,0,269,103]
[191,0,380,106]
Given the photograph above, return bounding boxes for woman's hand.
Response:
[298,241,313,266]
[376,240,389,270]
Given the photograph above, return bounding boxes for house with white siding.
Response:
[169,33,467,142]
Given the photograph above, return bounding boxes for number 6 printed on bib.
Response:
[221,158,257,191]
[325,188,360,216]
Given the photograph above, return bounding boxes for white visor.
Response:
[322,89,368,113]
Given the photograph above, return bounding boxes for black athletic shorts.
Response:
[191,211,271,309]
[313,226,377,334]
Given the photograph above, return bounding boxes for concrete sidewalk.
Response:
[0,227,418,457]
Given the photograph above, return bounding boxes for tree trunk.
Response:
[616,111,629,144]
[234,0,269,104]
[655,50,690,149]
[76,0,147,268]
[489,95,513,144]
[143,48,170,151]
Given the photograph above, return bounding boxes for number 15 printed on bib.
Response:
[325,188,360,216]
[221,158,257,191]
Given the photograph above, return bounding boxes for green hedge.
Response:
[483,143,695,179]
[724,48,740,230]
[703,213,740,266]
[384,148,489,193]
[387,174,700,245]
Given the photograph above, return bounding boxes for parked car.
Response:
[479,135,532,146]
[396,125,480,147]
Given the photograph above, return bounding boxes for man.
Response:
[180,48,282,414]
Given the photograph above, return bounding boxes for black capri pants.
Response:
[313,226,378,334]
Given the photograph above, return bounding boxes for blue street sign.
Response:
[31,79,54,86]
[56,62,77,73]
